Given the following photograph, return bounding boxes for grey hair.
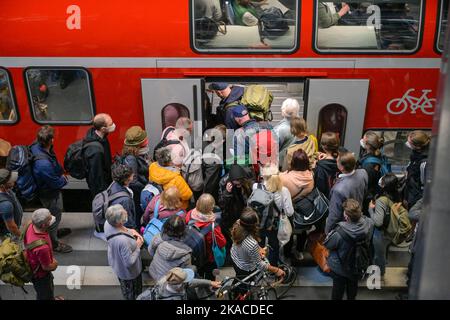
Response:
[105,204,128,227]
[281,98,300,118]
[155,147,172,166]
[32,208,52,229]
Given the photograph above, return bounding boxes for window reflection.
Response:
[193,0,299,52]
[0,69,17,123]
[318,103,347,146]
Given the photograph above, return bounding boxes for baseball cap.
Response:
[208,83,229,91]
[232,105,249,118]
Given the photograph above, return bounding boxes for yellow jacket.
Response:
[148,162,193,209]
[283,135,319,171]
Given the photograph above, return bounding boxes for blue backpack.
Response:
[6,145,48,202]
[360,155,391,176]
[143,199,184,246]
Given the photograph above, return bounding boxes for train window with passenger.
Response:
[24,68,94,124]
[366,130,431,173]
[314,0,423,53]
[0,69,17,124]
[191,0,300,53]
[437,0,449,52]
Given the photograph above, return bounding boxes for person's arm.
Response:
[247,240,269,271]
[369,198,388,228]
[5,219,21,237]
[86,147,106,195]
[38,247,58,272]
[173,176,193,201]
[1,201,20,237]
[119,238,142,269]
[35,161,67,190]
[325,189,343,234]
[282,188,294,217]
[324,229,340,251]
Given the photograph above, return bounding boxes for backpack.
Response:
[92,184,130,229]
[247,184,280,230]
[336,227,371,280]
[152,127,180,161]
[241,85,273,121]
[195,17,224,41]
[143,199,184,246]
[64,139,102,180]
[6,145,48,202]
[140,182,163,212]
[0,224,48,287]
[259,7,289,38]
[380,197,413,245]
[360,155,392,176]
[293,187,329,228]
[183,217,216,269]
[181,149,204,192]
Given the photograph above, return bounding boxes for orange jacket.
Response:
[148,162,193,209]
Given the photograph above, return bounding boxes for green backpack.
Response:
[241,85,273,121]
[0,224,48,287]
[380,197,413,245]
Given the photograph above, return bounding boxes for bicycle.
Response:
[208,262,297,301]
[386,88,436,115]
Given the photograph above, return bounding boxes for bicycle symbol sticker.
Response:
[387,89,436,115]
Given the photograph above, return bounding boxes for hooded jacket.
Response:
[324,216,374,279]
[218,86,244,130]
[84,127,112,196]
[218,164,254,230]
[314,158,340,199]
[148,233,193,282]
[148,162,193,209]
[30,143,67,199]
[279,169,314,200]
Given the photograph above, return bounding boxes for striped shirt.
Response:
[231,236,269,272]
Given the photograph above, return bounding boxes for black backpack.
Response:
[336,227,371,280]
[64,140,102,180]
[195,17,226,41]
[259,7,289,38]
[152,127,180,161]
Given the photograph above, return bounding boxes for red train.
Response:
[0,0,447,181]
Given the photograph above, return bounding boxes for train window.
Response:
[317,103,347,146]
[437,0,449,52]
[0,69,18,124]
[368,130,431,173]
[314,1,423,53]
[191,0,300,53]
[25,68,94,124]
[161,103,190,129]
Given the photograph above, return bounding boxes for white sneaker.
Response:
[93,230,107,242]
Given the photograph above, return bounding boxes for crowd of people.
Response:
[0,82,431,301]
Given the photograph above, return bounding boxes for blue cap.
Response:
[232,105,249,118]
[209,82,229,91]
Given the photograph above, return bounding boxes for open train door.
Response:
[141,78,205,154]
[304,79,370,154]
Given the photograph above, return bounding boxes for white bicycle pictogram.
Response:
[386,89,436,115]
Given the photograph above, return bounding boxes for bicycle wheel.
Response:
[254,288,278,300]
[387,98,408,115]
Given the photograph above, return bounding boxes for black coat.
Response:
[84,128,113,196]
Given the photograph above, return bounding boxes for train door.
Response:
[141,78,205,153]
[304,79,370,153]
